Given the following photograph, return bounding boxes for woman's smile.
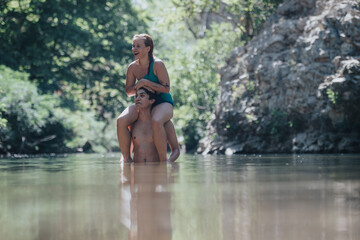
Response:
[132,39,149,59]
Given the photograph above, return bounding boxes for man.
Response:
[129,87,180,163]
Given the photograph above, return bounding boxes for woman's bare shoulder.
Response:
[127,61,139,73]
[153,58,166,69]
[128,60,138,68]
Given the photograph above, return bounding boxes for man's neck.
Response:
[137,107,152,121]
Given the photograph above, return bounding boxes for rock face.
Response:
[199,0,360,154]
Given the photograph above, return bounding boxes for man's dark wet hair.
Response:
[138,87,156,101]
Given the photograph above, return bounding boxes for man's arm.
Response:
[128,125,134,160]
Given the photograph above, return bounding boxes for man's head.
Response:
[135,87,156,109]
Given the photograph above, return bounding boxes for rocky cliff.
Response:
[199,0,360,154]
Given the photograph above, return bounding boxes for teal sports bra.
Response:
[143,60,174,105]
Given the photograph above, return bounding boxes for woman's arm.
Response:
[135,60,170,93]
[125,64,137,97]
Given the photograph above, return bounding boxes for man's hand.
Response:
[121,156,133,163]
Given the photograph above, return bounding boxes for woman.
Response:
[117,34,176,162]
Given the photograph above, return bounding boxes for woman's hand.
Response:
[135,79,155,93]
[135,79,148,90]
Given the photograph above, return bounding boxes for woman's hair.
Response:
[133,34,154,74]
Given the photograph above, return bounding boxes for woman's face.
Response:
[132,38,150,60]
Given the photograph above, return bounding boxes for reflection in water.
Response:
[0,156,129,240]
[218,172,359,240]
[119,162,174,240]
[0,154,359,240]
[171,155,360,240]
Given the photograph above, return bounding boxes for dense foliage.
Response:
[0,0,144,154]
[0,66,107,154]
[0,0,146,123]
[144,0,283,151]
[170,0,283,41]
[0,0,282,154]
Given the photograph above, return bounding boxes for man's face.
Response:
[135,89,154,109]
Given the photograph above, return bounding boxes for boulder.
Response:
[200,0,360,154]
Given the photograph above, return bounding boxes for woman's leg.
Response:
[164,120,180,162]
[151,103,173,162]
[117,104,138,162]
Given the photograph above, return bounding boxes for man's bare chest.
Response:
[132,122,153,143]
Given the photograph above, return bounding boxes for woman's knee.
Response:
[117,105,138,127]
[152,103,173,119]
[151,117,163,129]
[117,116,126,127]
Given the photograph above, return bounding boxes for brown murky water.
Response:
[1,154,359,240]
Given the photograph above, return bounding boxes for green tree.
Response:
[170,0,283,41]
[0,0,145,121]
[140,0,282,151]
[0,65,107,154]
[168,22,241,151]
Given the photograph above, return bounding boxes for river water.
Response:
[0,154,359,240]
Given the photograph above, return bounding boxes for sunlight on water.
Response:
[0,154,359,240]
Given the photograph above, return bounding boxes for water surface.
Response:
[1,154,359,240]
